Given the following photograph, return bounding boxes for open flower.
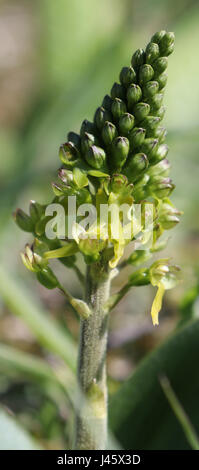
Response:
[149,259,180,325]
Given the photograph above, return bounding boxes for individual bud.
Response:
[147,93,164,110]
[111,98,126,120]
[145,42,159,64]
[94,106,111,130]
[102,121,117,146]
[36,267,59,290]
[102,94,113,112]
[81,132,96,153]
[131,48,145,69]
[124,153,148,182]
[157,72,168,90]
[141,116,161,134]
[159,202,181,230]
[148,160,167,179]
[67,132,81,149]
[119,66,136,86]
[85,145,106,169]
[153,57,168,75]
[150,177,175,198]
[151,30,166,45]
[59,142,79,166]
[29,201,44,225]
[127,84,142,107]
[111,136,130,169]
[128,268,150,287]
[143,81,159,98]
[70,298,92,319]
[159,32,175,56]
[110,174,128,193]
[119,113,135,135]
[139,64,154,84]
[156,105,166,120]
[149,158,170,177]
[155,126,167,143]
[151,144,169,164]
[133,102,150,121]
[141,138,159,158]
[129,127,146,148]
[80,119,95,137]
[14,209,34,233]
[58,168,73,184]
[111,82,125,100]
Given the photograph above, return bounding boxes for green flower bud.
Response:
[80,119,95,137]
[159,32,175,56]
[111,98,126,120]
[129,127,146,149]
[151,143,169,164]
[146,42,159,64]
[143,81,159,98]
[67,132,81,149]
[119,113,135,135]
[127,84,142,107]
[133,102,150,121]
[151,30,166,45]
[81,132,97,154]
[157,72,168,90]
[154,126,167,142]
[139,64,154,84]
[85,145,106,169]
[119,66,136,86]
[102,94,113,112]
[156,105,166,120]
[29,201,44,225]
[58,168,73,184]
[36,267,59,290]
[94,106,111,130]
[141,116,161,134]
[128,268,150,286]
[70,298,92,319]
[148,158,170,178]
[111,82,125,100]
[14,209,34,233]
[124,153,148,182]
[153,57,168,75]
[159,202,181,229]
[131,48,145,69]
[150,177,175,198]
[141,138,159,158]
[147,93,164,110]
[59,142,79,166]
[102,121,117,145]
[110,174,128,193]
[111,136,129,169]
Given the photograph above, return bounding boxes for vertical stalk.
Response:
[74,262,111,450]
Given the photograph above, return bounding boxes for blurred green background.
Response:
[0,0,199,450]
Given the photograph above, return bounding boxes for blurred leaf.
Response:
[0,408,41,450]
[0,343,60,384]
[160,375,199,450]
[0,266,77,372]
[109,318,199,450]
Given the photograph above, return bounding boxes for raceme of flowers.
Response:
[14,31,181,325]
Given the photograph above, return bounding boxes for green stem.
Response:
[74,263,111,450]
